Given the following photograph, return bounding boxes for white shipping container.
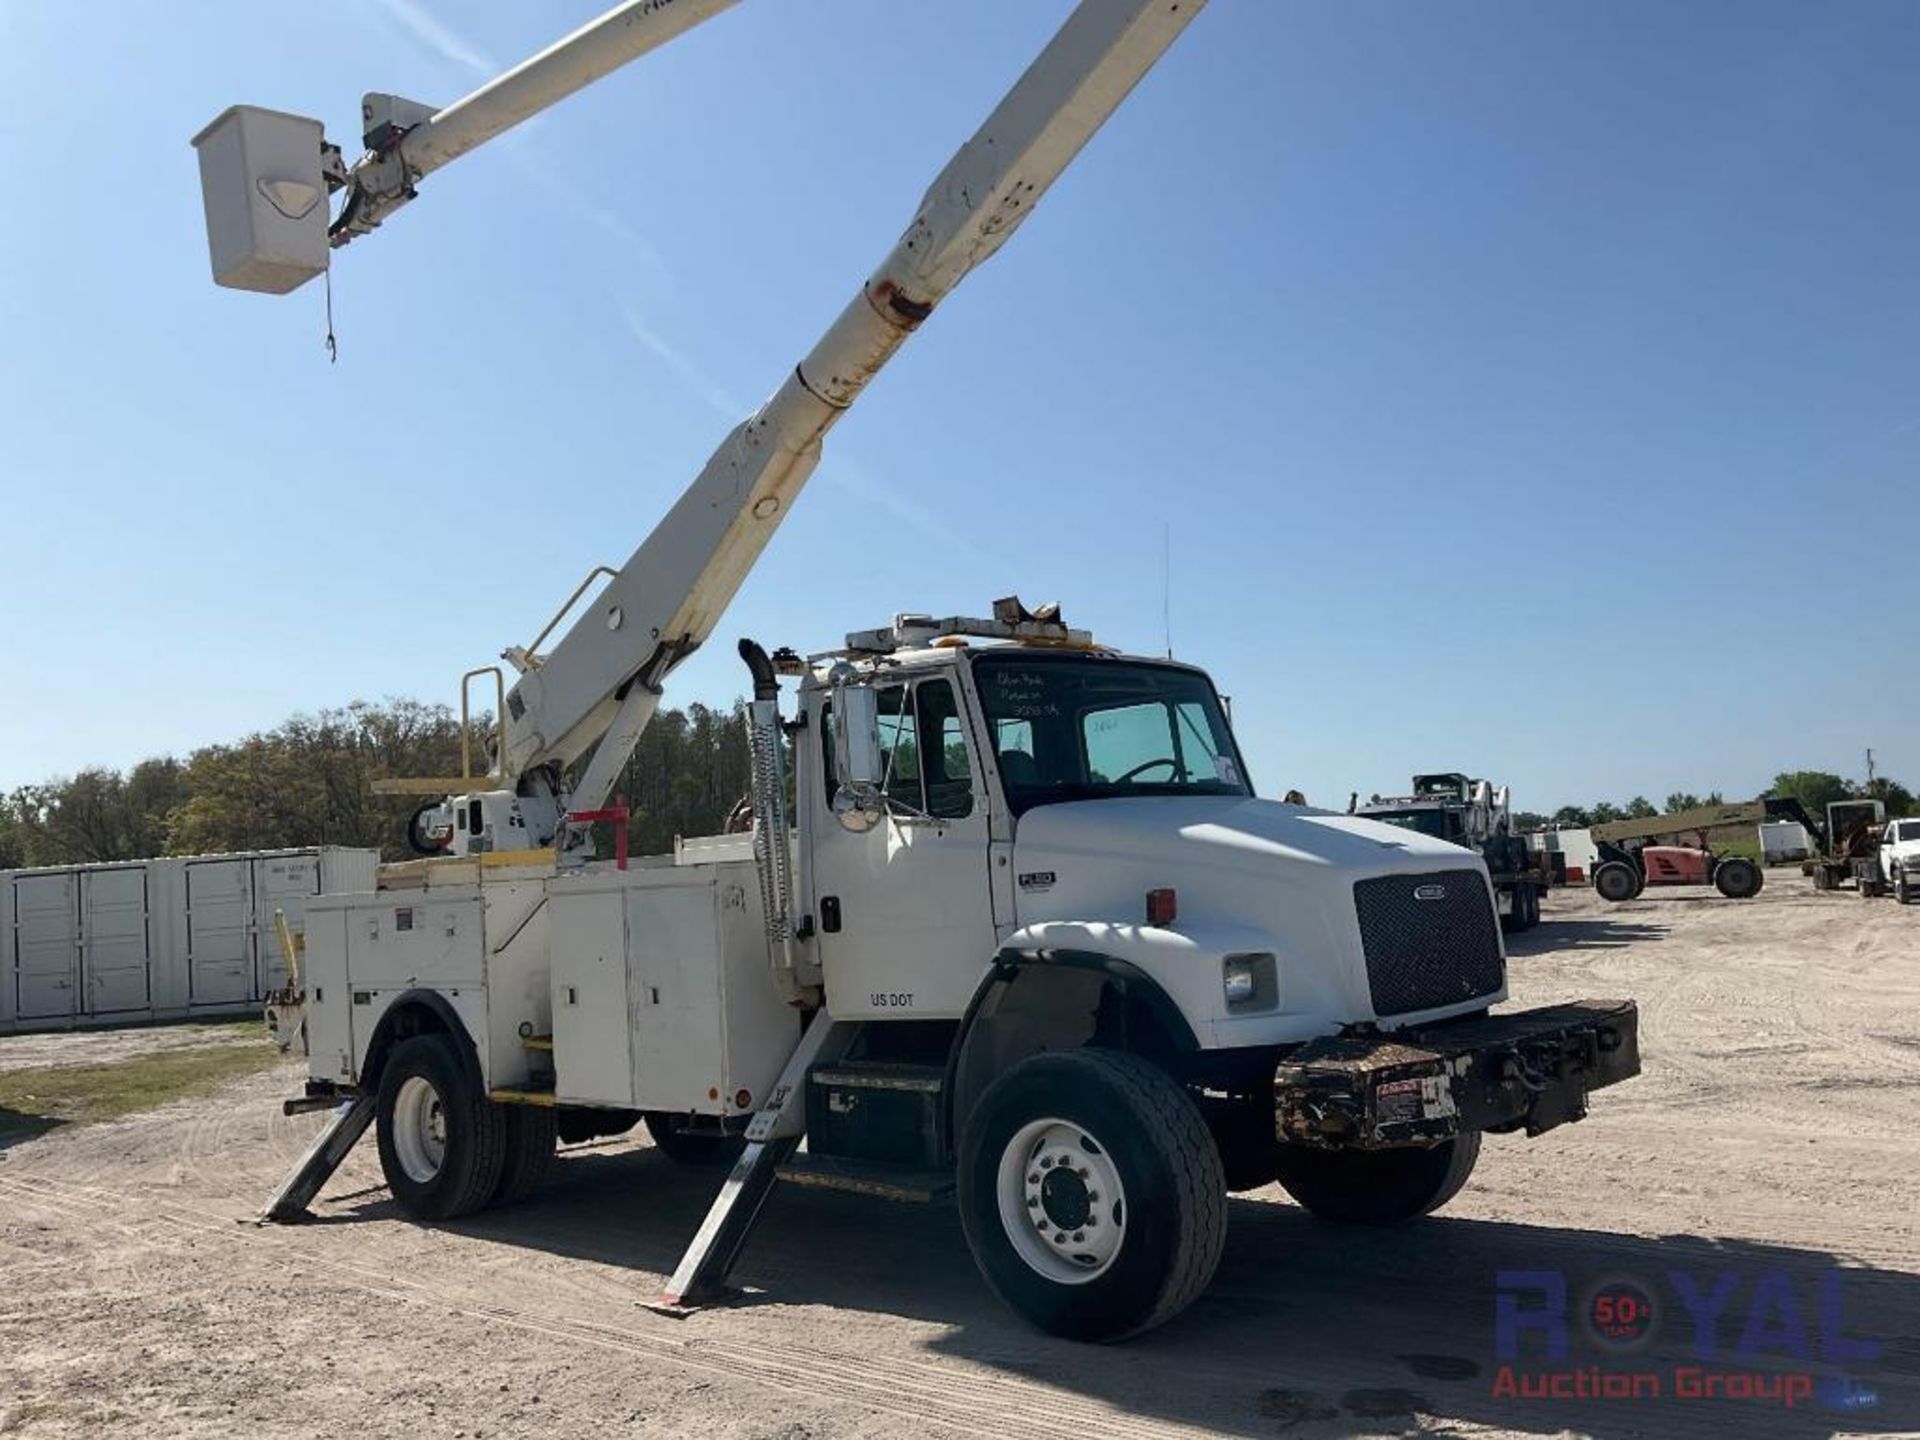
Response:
[0,847,377,1035]
[1758,821,1813,865]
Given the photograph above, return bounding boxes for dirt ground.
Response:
[2,880,1916,1439]
[0,1019,261,1076]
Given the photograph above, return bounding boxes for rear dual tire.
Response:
[1500,885,1542,934]
[376,1034,508,1220]
[643,1112,746,1166]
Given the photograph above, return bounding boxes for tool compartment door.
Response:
[302,905,353,1083]
[549,886,634,1106]
[13,872,78,1020]
[81,867,150,1014]
[186,859,254,1005]
[625,876,735,1115]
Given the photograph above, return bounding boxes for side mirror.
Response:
[832,678,885,833]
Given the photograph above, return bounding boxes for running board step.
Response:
[520,1034,554,1051]
[776,1153,954,1203]
[488,1086,557,1107]
[807,1061,945,1170]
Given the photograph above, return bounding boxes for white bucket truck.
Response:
[196,1,1639,1339]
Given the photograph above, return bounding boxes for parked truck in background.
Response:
[1802,799,1888,893]
[1845,813,1918,904]
[195,0,1642,1342]
[1354,775,1550,933]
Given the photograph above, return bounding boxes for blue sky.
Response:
[2,1,1915,813]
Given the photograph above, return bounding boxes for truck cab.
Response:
[800,627,1512,1039]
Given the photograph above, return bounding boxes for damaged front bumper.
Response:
[1273,999,1639,1149]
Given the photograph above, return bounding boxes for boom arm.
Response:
[499,0,1204,817]
[1589,797,1824,847]
[335,0,741,245]
[196,0,1204,838]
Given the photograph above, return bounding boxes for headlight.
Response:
[1223,953,1277,1011]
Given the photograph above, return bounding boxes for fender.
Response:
[360,987,483,1090]
[942,934,1219,1155]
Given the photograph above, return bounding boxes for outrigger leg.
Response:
[645,1018,854,1315]
[258,1095,377,1223]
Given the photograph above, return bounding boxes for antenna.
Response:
[1162,521,1172,658]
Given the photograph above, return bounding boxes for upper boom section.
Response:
[193,1,1205,815]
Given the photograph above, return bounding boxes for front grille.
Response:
[1353,870,1504,1016]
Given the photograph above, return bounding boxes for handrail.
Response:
[522,565,618,665]
[460,666,507,784]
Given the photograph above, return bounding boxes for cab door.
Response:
[809,673,996,1019]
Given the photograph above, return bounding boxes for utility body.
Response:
[198,1,1640,1340]
[1352,774,1549,933]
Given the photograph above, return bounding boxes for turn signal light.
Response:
[1146,887,1178,926]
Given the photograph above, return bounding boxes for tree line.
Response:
[4,700,1909,870]
[1513,769,1914,834]
[0,697,755,870]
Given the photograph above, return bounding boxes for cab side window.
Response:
[821,680,976,821]
[915,679,974,820]
[877,687,923,813]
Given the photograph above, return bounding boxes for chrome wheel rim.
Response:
[392,1075,448,1183]
[996,1117,1127,1284]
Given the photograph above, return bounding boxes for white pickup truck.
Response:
[1868,817,1920,905]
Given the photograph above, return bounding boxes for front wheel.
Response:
[1713,856,1763,899]
[1897,873,1912,906]
[1272,1133,1481,1226]
[958,1050,1226,1342]
[1594,861,1638,903]
[375,1034,507,1220]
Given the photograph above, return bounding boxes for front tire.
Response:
[1713,856,1763,899]
[957,1050,1226,1342]
[1594,862,1638,903]
[1273,1133,1480,1226]
[375,1034,507,1220]
[1897,872,1912,906]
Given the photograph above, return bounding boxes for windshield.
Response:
[971,652,1251,815]
[1365,808,1452,840]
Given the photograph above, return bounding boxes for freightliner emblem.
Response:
[1413,884,1447,901]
